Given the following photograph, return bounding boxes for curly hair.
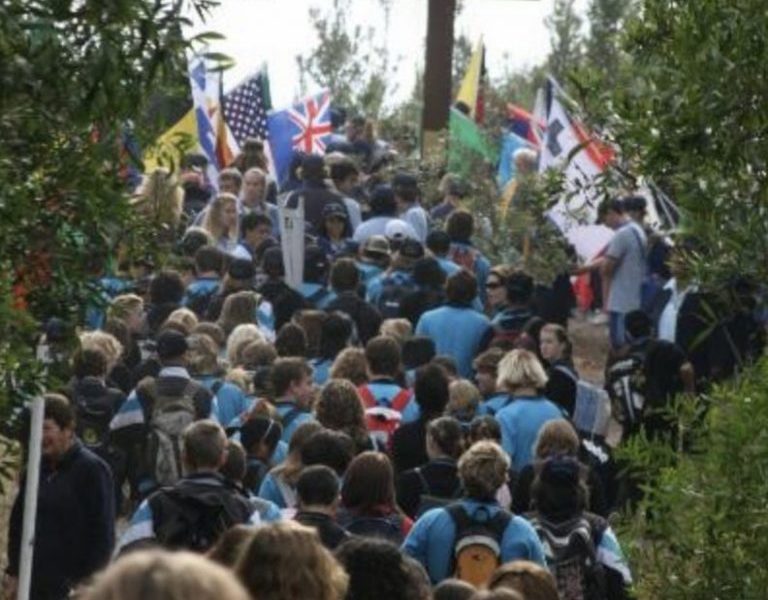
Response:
[329,347,368,386]
[235,522,348,600]
[316,379,369,453]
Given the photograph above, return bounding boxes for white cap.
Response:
[384,218,418,241]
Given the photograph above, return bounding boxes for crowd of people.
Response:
[3,110,766,600]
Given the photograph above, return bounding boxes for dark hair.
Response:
[446,270,477,304]
[531,456,588,518]
[218,167,243,189]
[297,465,340,507]
[336,537,425,600]
[194,245,225,276]
[433,579,477,600]
[149,270,185,305]
[427,416,465,460]
[241,212,272,234]
[180,228,212,257]
[240,416,282,456]
[207,525,255,568]
[446,210,474,242]
[261,246,285,278]
[304,245,329,284]
[73,347,108,379]
[44,393,75,429]
[426,230,451,255]
[412,258,446,289]
[274,323,308,358]
[369,185,397,217]
[319,312,354,360]
[330,257,360,292]
[401,336,436,371]
[330,160,359,183]
[540,323,572,359]
[341,451,397,513]
[300,429,355,476]
[365,335,402,377]
[432,355,459,378]
[469,415,502,444]
[270,357,312,397]
[505,271,534,305]
[625,309,652,339]
[220,439,247,483]
[414,363,450,416]
[597,197,625,220]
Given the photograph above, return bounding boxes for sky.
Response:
[190,0,589,109]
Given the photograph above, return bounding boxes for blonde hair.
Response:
[379,318,412,344]
[329,347,369,386]
[225,367,252,394]
[534,418,580,459]
[165,307,199,336]
[496,349,548,393]
[133,168,184,227]
[458,440,510,500]
[489,560,559,600]
[202,193,239,243]
[226,323,265,366]
[447,379,481,419]
[81,549,250,600]
[107,293,144,321]
[235,521,348,600]
[219,291,262,337]
[79,331,123,371]
[187,333,221,376]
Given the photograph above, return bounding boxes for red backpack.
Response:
[358,385,413,449]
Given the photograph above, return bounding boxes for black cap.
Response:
[392,172,418,190]
[156,330,188,360]
[322,202,348,220]
[399,238,425,260]
[228,258,255,281]
[622,195,647,214]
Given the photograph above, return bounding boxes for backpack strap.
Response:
[390,388,413,412]
[357,385,376,409]
[554,364,579,383]
[211,380,224,396]
[276,403,308,431]
[414,467,431,496]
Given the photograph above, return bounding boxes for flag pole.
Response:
[16,396,45,600]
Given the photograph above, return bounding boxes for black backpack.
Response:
[74,394,114,459]
[527,512,608,600]
[414,467,463,517]
[447,503,512,587]
[150,481,253,552]
[377,274,417,319]
[605,350,647,438]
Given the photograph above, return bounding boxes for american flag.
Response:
[223,70,271,147]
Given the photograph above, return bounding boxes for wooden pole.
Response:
[421,0,456,161]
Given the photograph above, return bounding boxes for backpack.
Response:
[447,503,512,587]
[377,274,417,319]
[139,378,198,487]
[413,467,462,517]
[554,366,611,439]
[527,513,608,600]
[358,385,413,448]
[343,513,405,543]
[74,393,114,459]
[604,351,647,438]
[448,244,480,274]
[150,481,252,552]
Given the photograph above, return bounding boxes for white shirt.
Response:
[657,278,696,342]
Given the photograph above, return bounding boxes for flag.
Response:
[456,38,485,123]
[223,67,272,147]
[506,104,543,148]
[189,55,232,183]
[143,109,198,173]
[448,107,497,176]
[267,91,332,186]
[540,77,615,260]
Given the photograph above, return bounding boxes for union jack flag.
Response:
[268,90,333,186]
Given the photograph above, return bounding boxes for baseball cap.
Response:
[385,219,417,241]
[322,202,348,220]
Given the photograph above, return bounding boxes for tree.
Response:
[546,0,584,82]
[0,0,215,445]
[296,0,397,119]
[584,0,634,81]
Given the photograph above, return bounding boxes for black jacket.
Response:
[545,360,577,418]
[391,417,430,475]
[257,279,308,332]
[284,181,351,237]
[7,441,115,599]
[397,459,461,519]
[294,511,351,550]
